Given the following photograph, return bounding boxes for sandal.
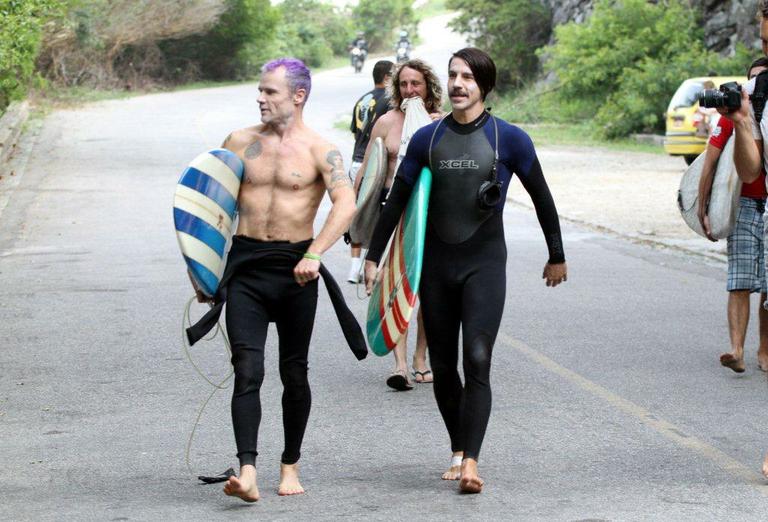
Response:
[411,368,433,384]
[386,370,413,391]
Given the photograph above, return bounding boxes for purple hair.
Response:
[261,58,312,102]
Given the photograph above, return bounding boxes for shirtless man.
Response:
[353,59,442,389]
[191,58,356,501]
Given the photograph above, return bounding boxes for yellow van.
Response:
[664,76,745,164]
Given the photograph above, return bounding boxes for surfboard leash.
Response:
[181,296,235,483]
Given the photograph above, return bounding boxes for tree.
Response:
[352,0,417,52]
[0,0,66,109]
[540,0,753,138]
[447,0,551,91]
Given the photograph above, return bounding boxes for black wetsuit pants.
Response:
[420,213,506,461]
[225,238,318,467]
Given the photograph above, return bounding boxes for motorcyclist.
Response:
[395,30,411,63]
[350,31,369,72]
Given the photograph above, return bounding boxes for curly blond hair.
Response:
[388,59,443,113]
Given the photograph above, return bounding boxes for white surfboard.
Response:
[677,135,741,239]
[349,138,387,247]
[173,149,243,297]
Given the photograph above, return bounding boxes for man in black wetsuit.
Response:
[186,58,365,502]
[364,48,568,493]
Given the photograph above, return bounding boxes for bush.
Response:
[38,0,234,86]
[0,0,66,110]
[352,0,417,52]
[159,0,279,81]
[446,0,551,91]
[539,0,755,138]
[269,0,353,68]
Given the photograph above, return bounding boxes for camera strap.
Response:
[753,70,768,125]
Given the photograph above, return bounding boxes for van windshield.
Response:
[668,81,704,110]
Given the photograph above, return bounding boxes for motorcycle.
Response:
[350,47,366,73]
[396,43,410,64]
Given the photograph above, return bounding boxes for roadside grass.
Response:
[28,54,370,115]
[516,122,664,154]
[492,88,665,154]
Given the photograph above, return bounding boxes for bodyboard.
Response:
[677,135,741,239]
[349,138,387,247]
[173,148,243,297]
[366,167,432,356]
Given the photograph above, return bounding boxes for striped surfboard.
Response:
[366,167,432,356]
[173,149,243,297]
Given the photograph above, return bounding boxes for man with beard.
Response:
[356,59,443,389]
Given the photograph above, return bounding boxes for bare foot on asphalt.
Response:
[763,453,768,480]
[278,463,305,496]
[720,352,745,373]
[223,465,260,502]
[459,459,484,493]
[758,350,768,372]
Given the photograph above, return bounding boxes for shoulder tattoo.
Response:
[326,150,351,193]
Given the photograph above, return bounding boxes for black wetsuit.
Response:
[187,236,367,467]
[366,112,564,460]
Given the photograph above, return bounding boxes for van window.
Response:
[668,80,704,110]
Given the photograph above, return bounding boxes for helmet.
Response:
[357,31,365,38]
[399,30,408,38]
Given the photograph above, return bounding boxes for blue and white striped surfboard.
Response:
[173,149,244,297]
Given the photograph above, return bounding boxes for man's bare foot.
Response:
[278,463,305,496]
[442,452,462,480]
[459,458,484,494]
[223,465,260,502]
[758,350,768,372]
[720,352,746,373]
[763,453,768,480]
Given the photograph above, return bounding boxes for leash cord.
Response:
[181,296,233,477]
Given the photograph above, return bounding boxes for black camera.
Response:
[698,81,742,110]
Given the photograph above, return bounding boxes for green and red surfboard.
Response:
[366,167,432,356]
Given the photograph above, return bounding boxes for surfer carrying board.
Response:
[188,58,359,501]
[698,57,768,374]
[357,59,443,390]
[364,48,567,493]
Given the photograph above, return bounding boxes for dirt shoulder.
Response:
[507,144,727,262]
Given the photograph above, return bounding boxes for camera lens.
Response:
[698,90,725,109]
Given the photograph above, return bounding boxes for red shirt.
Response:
[709,117,767,198]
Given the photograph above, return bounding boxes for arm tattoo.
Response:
[245,141,262,159]
[222,133,232,147]
[325,149,351,194]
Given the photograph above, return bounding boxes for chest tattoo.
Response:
[245,141,262,159]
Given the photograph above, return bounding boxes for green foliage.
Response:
[352,0,417,51]
[159,0,279,81]
[0,0,66,109]
[540,0,757,139]
[270,0,354,68]
[446,0,551,91]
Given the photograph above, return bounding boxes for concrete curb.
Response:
[0,101,30,171]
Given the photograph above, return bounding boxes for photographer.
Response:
[699,57,768,376]
[716,0,768,481]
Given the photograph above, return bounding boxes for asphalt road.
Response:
[2,14,768,522]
